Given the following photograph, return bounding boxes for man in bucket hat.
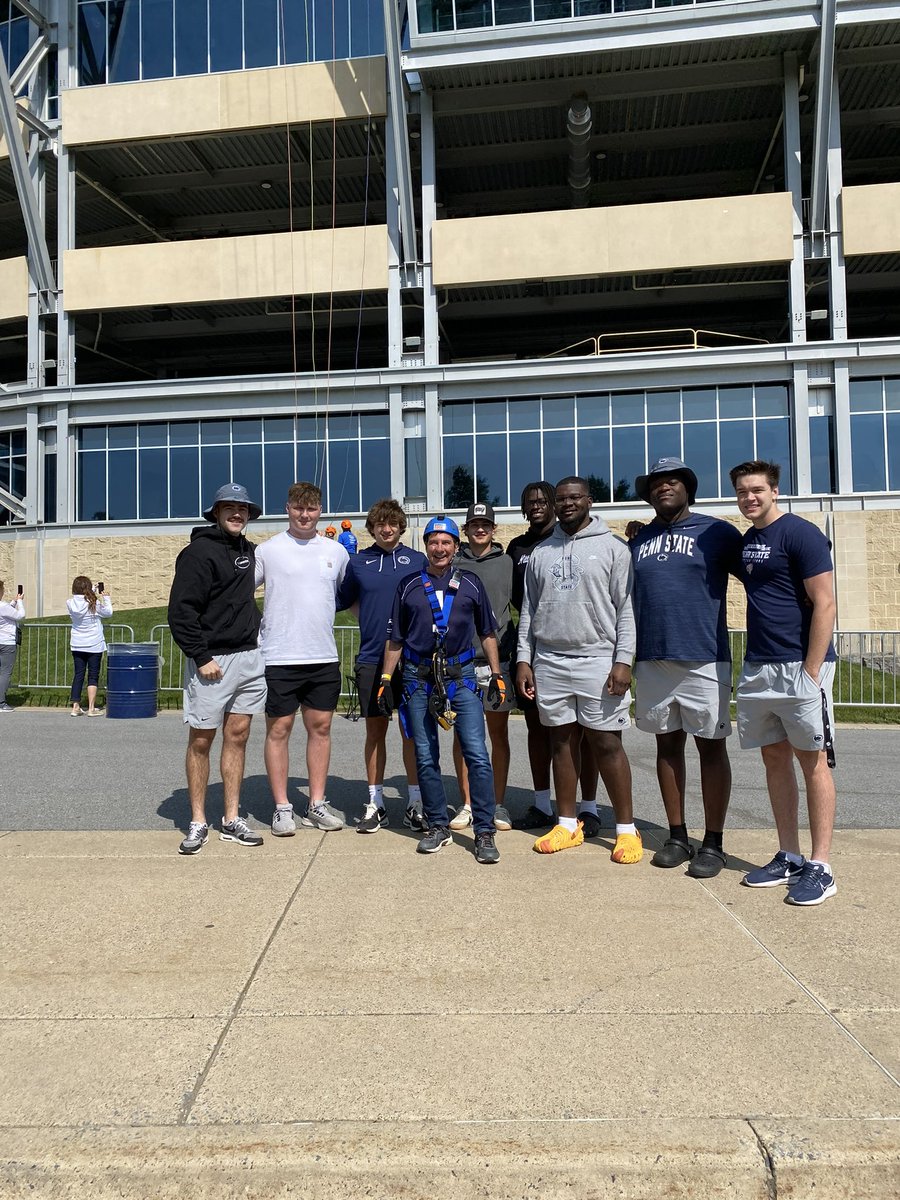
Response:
[629,458,742,878]
[168,482,267,855]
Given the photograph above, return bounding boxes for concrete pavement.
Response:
[1,711,898,1197]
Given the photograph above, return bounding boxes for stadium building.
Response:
[0,0,899,624]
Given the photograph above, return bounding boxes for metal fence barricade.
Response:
[12,625,135,688]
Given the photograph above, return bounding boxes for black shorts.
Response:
[265,663,341,718]
[355,658,404,718]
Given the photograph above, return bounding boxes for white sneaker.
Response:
[449,805,472,830]
[272,806,296,837]
[300,803,344,831]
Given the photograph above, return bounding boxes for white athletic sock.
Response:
[615,822,637,837]
[275,803,292,812]
[809,859,832,874]
[368,784,383,806]
[577,801,598,817]
[408,785,422,803]
[559,816,579,833]
[534,789,553,816]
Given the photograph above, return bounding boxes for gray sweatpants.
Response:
[0,644,18,704]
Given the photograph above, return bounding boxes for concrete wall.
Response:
[842,183,900,257]
[5,510,900,629]
[63,226,389,310]
[431,193,794,288]
[61,58,387,146]
[0,257,27,320]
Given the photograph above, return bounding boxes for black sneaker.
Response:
[403,799,426,830]
[474,830,500,864]
[417,825,452,854]
[219,817,264,847]
[512,805,555,830]
[357,803,389,834]
[579,811,602,839]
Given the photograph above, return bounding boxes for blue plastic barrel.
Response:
[106,643,159,719]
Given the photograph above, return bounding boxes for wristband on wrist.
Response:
[381,673,392,682]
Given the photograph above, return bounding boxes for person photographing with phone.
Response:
[67,575,113,716]
[0,581,25,712]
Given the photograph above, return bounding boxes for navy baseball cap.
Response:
[634,458,699,505]
[203,482,262,522]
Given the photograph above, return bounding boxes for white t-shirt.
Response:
[67,595,113,652]
[0,598,24,647]
[255,530,349,665]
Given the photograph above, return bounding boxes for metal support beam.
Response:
[833,359,853,494]
[420,91,439,367]
[0,39,55,313]
[0,484,26,521]
[12,0,50,30]
[385,108,404,368]
[424,383,442,510]
[9,32,49,95]
[783,53,807,344]
[55,0,78,387]
[809,0,837,235]
[382,0,417,268]
[826,78,848,342]
[792,362,812,494]
[388,384,405,502]
[25,404,39,525]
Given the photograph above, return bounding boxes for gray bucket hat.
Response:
[634,458,699,505]
[203,482,262,522]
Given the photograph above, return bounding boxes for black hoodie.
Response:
[167,524,261,667]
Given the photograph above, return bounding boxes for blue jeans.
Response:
[402,663,495,835]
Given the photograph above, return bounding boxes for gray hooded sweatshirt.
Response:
[516,514,635,665]
[456,541,515,663]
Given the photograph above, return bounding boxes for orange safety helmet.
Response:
[325,525,337,537]
[341,520,353,530]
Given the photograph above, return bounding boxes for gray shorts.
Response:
[635,660,732,739]
[736,660,835,752]
[475,661,514,714]
[183,648,267,729]
[533,651,631,732]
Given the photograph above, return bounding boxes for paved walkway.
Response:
[1,712,898,1197]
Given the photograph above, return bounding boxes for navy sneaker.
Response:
[742,851,805,888]
[417,826,452,854]
[786,862,837,906]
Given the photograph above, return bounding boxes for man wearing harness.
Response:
[379,516,504,864]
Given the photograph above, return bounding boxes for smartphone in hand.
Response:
[17,584,23,595]
[97,582,105,593]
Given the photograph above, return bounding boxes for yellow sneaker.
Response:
[533,822,584,854]
[611,830,643,864]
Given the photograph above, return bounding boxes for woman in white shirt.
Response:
[67,575,113,716]
[0,580,25,713]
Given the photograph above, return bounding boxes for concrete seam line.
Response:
[747,1119,778,1200]
[176,835,328,1125]
[698,881,900,1091]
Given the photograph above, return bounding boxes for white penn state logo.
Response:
[398,555,410,565]
[234,555,251,570]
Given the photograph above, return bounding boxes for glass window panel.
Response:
[169,447,199,518]
[360,413,389,438]
[850,379,884,413]
[170,421,199,445]
[442,403,473,434]
[404,436,426,500]
[245,0,277,68]
[885,378,900,412]
[327,440,360,513]
[0,433,7,454]
[297,415,326,441]
[232,443,263,508]
[577,427,611,502]
[107,424,137,449]
[682,388,716,420]
[11,430,26,455]
[756,420,793,492]
[886,414,900,491]
[508,399,541,431]
[542,429,576,488]
[232,417,262,444]
[201,445,231,506]
[496,0,535,23]
[646,390,680,424]
[682,423,718,498]
[810,415,835,494]
[264,417,295,441]
[107,0,140,82]
[77,4,105,88]
[210,0,242,71]
[78,452,107,520]
[755,384,789,417]
[140,0,174,79]
[264,443,295,514]
[508,432,543,505]
[576,393,609,427]
[851,413,886,491]
[138,423,168,447]
[647,425,681,468]
[139,448,168,517]
[474,433,505,504]
[0,459,8,491]
[8,14,29,69]
[43,452,57,524]
[296,441,327,492]
[443,436,475,508]
[361,439,391,507]
[350,0,384,56]
[474,401,506,433]
[80,426,106,451]
[10,458,25,498]
[533,0,571,19]
[283,0,314,63]
[542,396,575,428]
[611,391,644,426]
[718,420,754,496]
[200,419,230,445]
[108,450,138,520]
[611,426,644,501]
[175,0,207,74]
[328,414,358,439]
[455,0,492,29]
[314,0,335,61]
[718,386,754,418]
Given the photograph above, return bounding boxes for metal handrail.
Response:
[543,327,769,359]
